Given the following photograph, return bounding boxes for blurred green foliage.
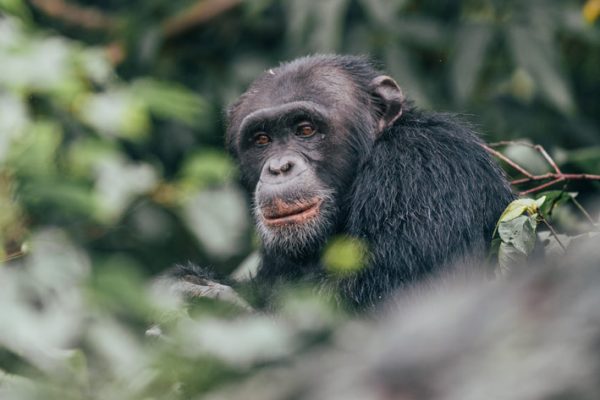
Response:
[0,0,599,398]
[322,235,368,276]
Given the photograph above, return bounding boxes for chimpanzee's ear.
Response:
[370,75,404,134]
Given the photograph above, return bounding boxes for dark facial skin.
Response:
[234,97,356,256]
[226,58,404,257]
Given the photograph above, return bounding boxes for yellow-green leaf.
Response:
[498,197,546,223]
[322,236,368,276]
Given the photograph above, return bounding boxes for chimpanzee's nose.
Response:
[268,157,295,176]
[261,153,308,184]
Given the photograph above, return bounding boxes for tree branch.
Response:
[570,196,599,229]
[29,0,116,30]
[162,0,243,38]
[30,0,244,64]
[479,145,534,179]
[1,250,25,263]
[541,218,567,253]
[481,141,600,195]
[488,141,562,173]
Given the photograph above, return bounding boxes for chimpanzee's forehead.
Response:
[271,64,357,102]
[237,64,360,117]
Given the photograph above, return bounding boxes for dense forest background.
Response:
[0,1,599,399]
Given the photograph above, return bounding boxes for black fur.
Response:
[225,55,514,308]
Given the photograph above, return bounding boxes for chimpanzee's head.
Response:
[225,55,404,256]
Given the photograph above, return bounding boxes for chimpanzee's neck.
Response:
[257,250,325,283]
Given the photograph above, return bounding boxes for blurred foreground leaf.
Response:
[182,186,249,259]
[323,236,368,276]
[133,79,210,126]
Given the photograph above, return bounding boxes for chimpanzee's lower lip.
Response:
[262,199,322,226]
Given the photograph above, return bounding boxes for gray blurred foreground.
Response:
[208,240,600,400]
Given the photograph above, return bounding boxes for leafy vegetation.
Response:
[0,0,599,398]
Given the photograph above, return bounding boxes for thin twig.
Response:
[519,178,565,195]
[510,173,554,185]
[570,196,599,230]
[534,144,561,174]
[163,0,243,37]
[481,144,534,178]
[541,218,567,253]
[29,0,116,30]
[30,0,243,66]
[481,141,600,195]
[1,251,25,263]
[488,141,562,173]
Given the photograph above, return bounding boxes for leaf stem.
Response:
[570,196,599,231]
[541,217,567,253]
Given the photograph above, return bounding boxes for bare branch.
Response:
[163,0,243,38]
[482,141,600,195]
[570,196,599,230]
[1,250,25,263]
[481,144,534,178]
[30,0,243,66]
[29,0,116,30]
[519,178,565,195]
[534,144,562,174]
[541,218,567,253]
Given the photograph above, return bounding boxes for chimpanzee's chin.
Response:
[255,199,336,256]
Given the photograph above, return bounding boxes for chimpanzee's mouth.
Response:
[261,198,322,226]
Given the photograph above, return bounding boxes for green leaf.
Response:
[498,214,538,255]
[77,48,113,85]
[0,33,74,93]
[182,186,249,259]
[497,242,527,276]
[8,121,62,177]
[0,369,36,397]
[497,197,545,224]
[322,236,368,276]
[487,237,501,261]
[94,157,158,221]
[91,259,154,319]
[506,68,536,103]
[178,150,236,192]
[133,79,209,126]
[536,191,572,218]
[65,349,89,389]
[0,93,29,163]
[0,0,32,22]
[66,138,119,178]
[79,90,150,140]
[534,196,546,210]
[20,181,98,217]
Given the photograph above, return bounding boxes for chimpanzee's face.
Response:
[240,106,350,254]
[226,60,403,256]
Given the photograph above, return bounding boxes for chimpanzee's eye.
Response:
[253,133,271,146]
[295,122,316,138]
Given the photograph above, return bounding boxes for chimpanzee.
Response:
[169,55,514,310]
[218,54,514,308]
